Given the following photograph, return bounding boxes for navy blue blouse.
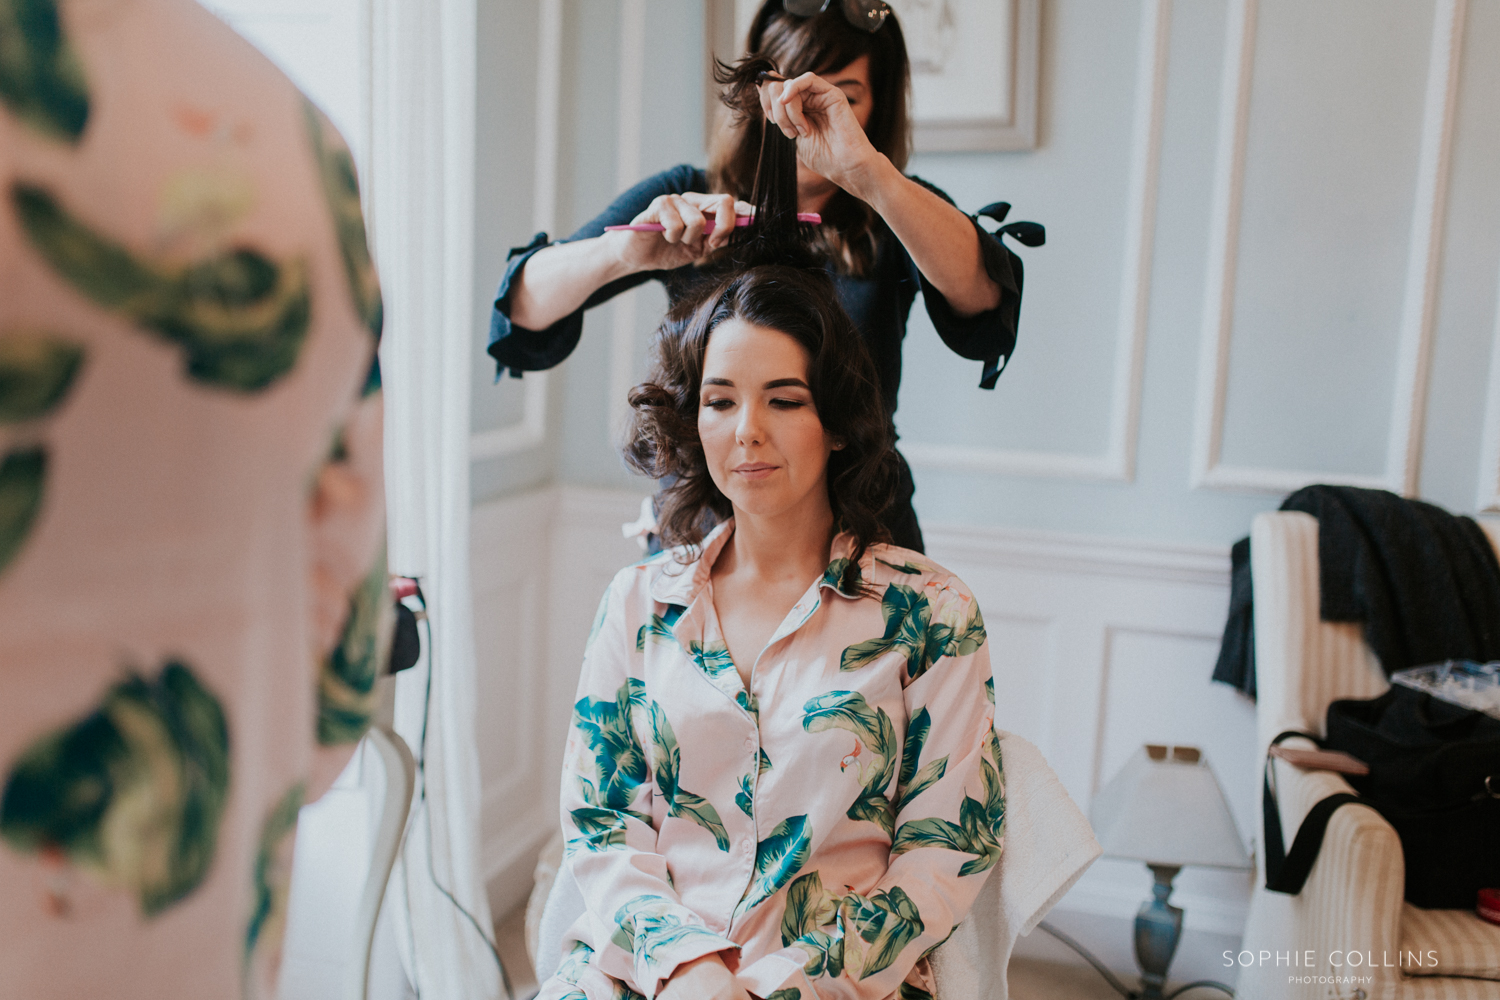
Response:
[487,165,1026,415]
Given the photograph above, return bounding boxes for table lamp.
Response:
[1089,745,1251,999]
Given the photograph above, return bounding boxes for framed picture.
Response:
[706,0,1039,153]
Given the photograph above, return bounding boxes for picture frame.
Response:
[706,0,1039,154]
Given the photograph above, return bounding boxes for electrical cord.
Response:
[400,581,517,1000]
[1034,921,1235,999]
[1034,921,1137,998]
[1165,982,1236,999]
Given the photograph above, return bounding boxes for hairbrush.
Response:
[605,213,820,234]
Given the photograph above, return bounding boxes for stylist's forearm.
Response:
[509,237,637,331]
[846,156,1001,317]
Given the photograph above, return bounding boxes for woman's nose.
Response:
[736,403,765,446]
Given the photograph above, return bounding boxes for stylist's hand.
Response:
[607,192,754,273]
[657,952,753,1000]
[759,71,882,194]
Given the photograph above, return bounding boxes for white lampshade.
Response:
[1089,745,1251,870]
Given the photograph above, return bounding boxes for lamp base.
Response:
[1134,863,1183,1000]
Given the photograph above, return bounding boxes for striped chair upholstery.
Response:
[1237,512,1500,1000]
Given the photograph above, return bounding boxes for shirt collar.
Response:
[817,533,867,599]
[646,520,735,606]
[647,521,868,605]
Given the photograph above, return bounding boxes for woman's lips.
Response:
[732,463,778,481]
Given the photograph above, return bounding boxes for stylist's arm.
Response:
[760,69,1001,317]
[510,191,752,330]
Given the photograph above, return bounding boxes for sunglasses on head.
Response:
[782,0,892,34]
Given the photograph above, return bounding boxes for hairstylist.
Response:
[489,0,1035,553]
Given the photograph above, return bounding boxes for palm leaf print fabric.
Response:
[244,782,303,987]
[544,523,1001,1000]
[777,870,928,982]
[0,0,89,142]
[0,333,83,574]
[317,546,391,745]
[612,894,742,988]
[894,708,947,815]
[647,702,729,851]
[891,728,1006,877]
[0,334,82,422]
[1,0,388,992]
[11,183,311,392]
[568,678,652,853]
[0,661,231,916]
[735,814,813,917]
[0,446,45,571]
[840,580,987,683]
[802,692,899,836]
[302,100,382,344]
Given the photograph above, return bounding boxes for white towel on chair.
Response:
[531,731,1099,999]
[930,731,1101,1000]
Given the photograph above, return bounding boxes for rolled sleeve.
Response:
[486,164,707,381]
[906,178,1025,391]
[488,232,584,378]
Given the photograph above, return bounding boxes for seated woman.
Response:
[540,63,1003,1000]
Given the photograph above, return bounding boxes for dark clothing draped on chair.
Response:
[1213,485,1500,698]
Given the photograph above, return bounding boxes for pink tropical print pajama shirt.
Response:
[541,521,1005,1000]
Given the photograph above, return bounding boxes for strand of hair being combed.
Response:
[710,55,818,273]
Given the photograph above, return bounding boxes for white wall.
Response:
[471,0,1500,538]
[464,0,1500,963]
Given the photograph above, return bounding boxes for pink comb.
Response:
[605,212,821,233]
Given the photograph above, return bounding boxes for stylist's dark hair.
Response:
[623,265,899,572]
[709,0,911,276]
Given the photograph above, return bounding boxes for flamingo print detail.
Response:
[840,739,868,781]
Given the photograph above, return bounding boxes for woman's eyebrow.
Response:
[765,378,810,390]
[703,377,734,386]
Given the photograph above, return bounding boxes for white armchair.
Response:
[1237,512,1500,1000]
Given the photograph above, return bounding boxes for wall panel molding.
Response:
[902,0,1172,483]
[471,488,557,911]
[481,801,554,885]
[607,0,648,444]
[919,513,1248,934]
[1190,0,1468,495]
[469,0,559,462]
[922,521,1229,586]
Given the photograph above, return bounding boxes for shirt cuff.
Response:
[487,232,587,380]
[736,949,819,1000]
[632,921,740,1000]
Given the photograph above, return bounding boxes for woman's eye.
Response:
[704,398,733,410]
[771,397,807,409]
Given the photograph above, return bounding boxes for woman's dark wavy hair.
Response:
[709,0,911,277]
[624,57,899,570]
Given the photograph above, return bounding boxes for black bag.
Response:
[1264,685,1500,909]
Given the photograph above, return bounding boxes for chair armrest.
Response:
[1271,757,1406,989]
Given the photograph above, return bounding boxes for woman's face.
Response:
[698,317,839,524]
